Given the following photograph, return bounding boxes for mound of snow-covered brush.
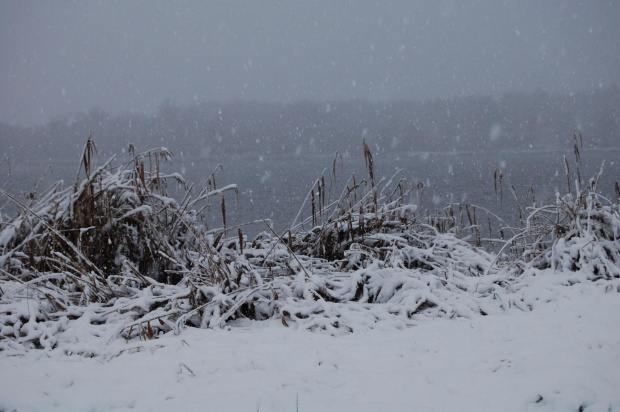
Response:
[1,137,618,355]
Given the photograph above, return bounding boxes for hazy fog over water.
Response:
[1,0,619,125]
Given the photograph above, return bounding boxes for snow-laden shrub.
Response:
[542,197,620,278]
[490,143,620,279]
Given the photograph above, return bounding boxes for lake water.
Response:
[3,148,619,238]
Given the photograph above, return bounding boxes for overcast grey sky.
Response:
[1,0,618,125]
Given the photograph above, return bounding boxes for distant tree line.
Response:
[1,86,619,164]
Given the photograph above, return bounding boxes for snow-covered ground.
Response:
[1,278,618,412]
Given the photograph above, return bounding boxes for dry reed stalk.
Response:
[332,152,342,187]
[507,182,524,222]
[362,139,377,210]
[465,204,473,227]
[574,132,582,164]
[221,195,227,231]
[311,189,316,226]
[348,213,354,242]
[564,155,571,195]
[321,176,326,210]
[320,181,323,218]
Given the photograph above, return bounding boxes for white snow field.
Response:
[1,276,618,412]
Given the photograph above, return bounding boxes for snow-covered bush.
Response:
[491,138,620,279]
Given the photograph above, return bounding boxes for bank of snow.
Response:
[1,276,618,412]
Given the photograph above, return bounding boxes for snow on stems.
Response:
[0,137,619,355]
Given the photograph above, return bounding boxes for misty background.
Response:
[1,0,619,125]
[1,1,619,232]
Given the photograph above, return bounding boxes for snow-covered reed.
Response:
[0,135,618,354]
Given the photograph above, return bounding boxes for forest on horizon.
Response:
[1,86,619,165]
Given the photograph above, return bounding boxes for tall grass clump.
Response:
[0,136,244,352]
